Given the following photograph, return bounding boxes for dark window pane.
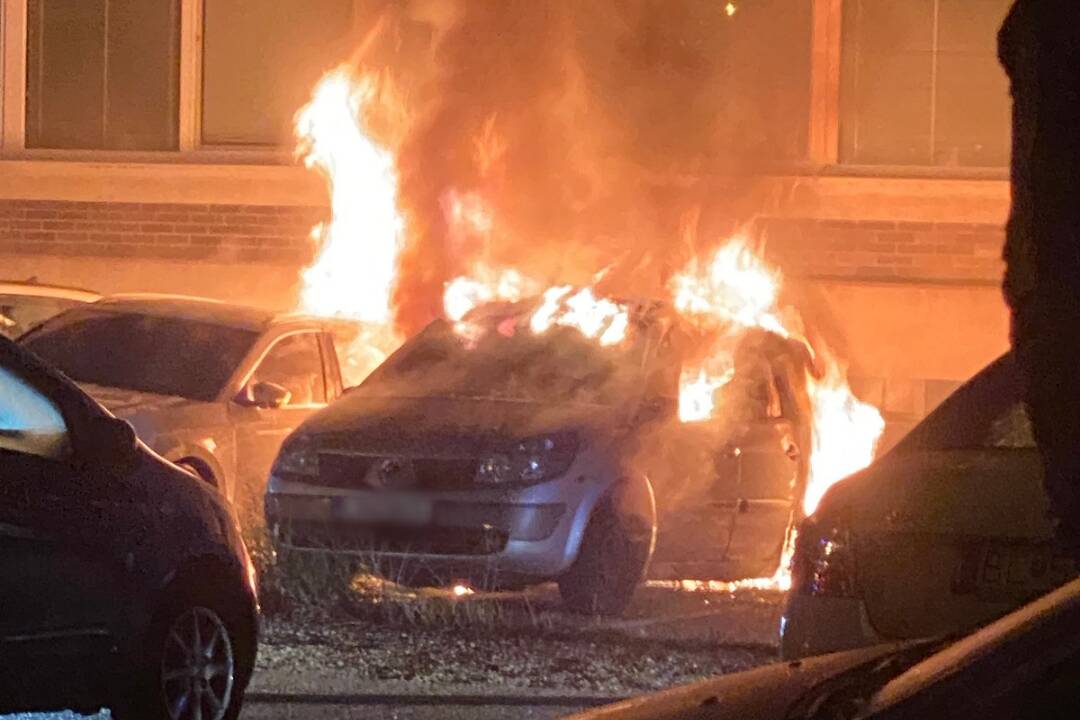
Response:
[201,0,357,146]
[840,0,1010,167]
[26,0,180,150]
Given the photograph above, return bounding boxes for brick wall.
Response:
[759,216,1005,284]
[0,199,325,266]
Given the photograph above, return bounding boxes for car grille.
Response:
[316,453,478,490]
[280,520,508,556]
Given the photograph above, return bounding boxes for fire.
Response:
[804,361,885,515]
[294,66,405,383]
[667,238,883,588]
[530,286,630,347]
[295,65,882,593]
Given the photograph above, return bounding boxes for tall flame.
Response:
[294,67,404,382]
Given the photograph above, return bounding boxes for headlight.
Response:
[475,432,579,486]
[272,436,319,477]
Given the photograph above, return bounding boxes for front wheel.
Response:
[558,507,652,616]
[114,588,252,720]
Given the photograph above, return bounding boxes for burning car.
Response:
[781,354,1077,660]
[0,279,100,338]
[19,294,349,510]
[265,296,813,614]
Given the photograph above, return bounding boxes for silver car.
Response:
[266,300,812,614]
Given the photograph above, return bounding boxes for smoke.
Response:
[358,0,811,335]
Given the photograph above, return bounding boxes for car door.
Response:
[230,330,330,508]
[0,361,128,705]
[723,358,801,577]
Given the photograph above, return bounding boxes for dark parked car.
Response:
[0,334,257,719]
[266,298,812,614]
[567,577,1080,720]
[781,354,1077,660]
[0,280,100,338]
[20,294,349,510]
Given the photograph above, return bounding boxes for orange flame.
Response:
[294,67,405,383]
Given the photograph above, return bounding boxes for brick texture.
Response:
[758,216,1005,284]
[0,199,326,265]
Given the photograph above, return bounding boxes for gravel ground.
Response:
[256,613,777,696]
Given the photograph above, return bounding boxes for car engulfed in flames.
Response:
[272,65,886,605]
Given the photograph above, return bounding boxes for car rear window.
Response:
[22,308,258,401]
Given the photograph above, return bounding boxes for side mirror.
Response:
[79,415,139,472]
[236,381,291,409]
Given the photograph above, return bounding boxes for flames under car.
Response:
[265,298,814,614]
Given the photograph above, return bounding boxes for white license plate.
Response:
[331,493,432,526]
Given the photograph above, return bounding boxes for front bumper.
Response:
[780,591,885,660]
[264,464,612,583]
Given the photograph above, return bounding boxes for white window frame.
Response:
[0,0,294,163]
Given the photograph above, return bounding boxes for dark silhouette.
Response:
[999,1,1080,559]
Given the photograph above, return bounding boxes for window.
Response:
[25,0,180,150]
[251,333,327,406]
[200,0,358,146]
[839,0,1012,167]
[0,365,68,459]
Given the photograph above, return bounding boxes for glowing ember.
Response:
[452,583,474,598]
[294,66,405,381]
[725,2,738,18]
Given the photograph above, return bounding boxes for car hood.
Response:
[565,643,907,720]
[78,382,194,416]
[295,393,623,454]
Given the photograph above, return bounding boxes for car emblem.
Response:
[366,457,417,490]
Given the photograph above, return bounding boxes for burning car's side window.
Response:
[0,365,69,459]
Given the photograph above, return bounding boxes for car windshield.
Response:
[357,318,648,407]
[21,307,259,401]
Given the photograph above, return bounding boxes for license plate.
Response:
[957,540,1075,600]
[331,493,432,526]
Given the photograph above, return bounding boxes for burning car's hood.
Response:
[77,382,193,417]
[296,392,623,454]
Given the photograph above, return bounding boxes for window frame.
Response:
[807,0,1010,178]
[0,0,294,162]
[241,329,329,409]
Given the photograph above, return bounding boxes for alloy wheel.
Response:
[160,606,236,720]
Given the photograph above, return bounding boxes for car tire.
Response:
[113,584,253,720]
[558,506,651,616]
